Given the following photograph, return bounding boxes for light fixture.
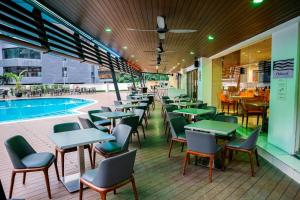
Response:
[190,51,195,55]
[177,62,180,65]
[208,35,214,40]
[182,59,185,62]
[253,0,264,4]
[130,55,135,58]
[135,59,139,62]
[104,27,112,32]
[156,65,158,70]
[256,50,261,53]
[122,46,128,50]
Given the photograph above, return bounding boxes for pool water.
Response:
[0,98,94,123]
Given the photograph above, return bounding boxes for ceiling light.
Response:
[257,50,261,53]
[156,65,158,70]
[182,59,185,62]
[177,62,180,65]
[104,27,112,32]
[135,59,139,62]
[190,51,195,55]
[122,46,128,50]
[253,0,264,4]
[130,55,135,58]
[208,35,214,40]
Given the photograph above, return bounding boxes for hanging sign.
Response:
[273,58,294,79]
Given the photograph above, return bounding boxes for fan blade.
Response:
[169,29,198,33]
[158,50,175,54]
[157,16,165,29]
[158,33,165,40]
[127,28,156,32]
[144,50,156,53]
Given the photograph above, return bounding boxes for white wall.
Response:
[268,22,300,154]
[198,57,213,105]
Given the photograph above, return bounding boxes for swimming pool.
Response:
[0,98,94,123]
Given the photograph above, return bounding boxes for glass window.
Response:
[3,66,42,77]
[2,47,41,59]
[62,67,67,77]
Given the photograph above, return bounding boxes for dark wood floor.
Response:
[0,94,300,199]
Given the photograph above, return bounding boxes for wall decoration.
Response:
[273,58,294,79]
[277,79,287,101]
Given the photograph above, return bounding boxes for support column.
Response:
[107,52,121,101]
[268,22,300,154]
[198,57,213,105]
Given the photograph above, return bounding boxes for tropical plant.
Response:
[0,73,10,85]
[4,70,27,93]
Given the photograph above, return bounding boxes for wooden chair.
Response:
[240,102,264,129]
[183,130,222,182]
[93,124,132,167]
[119,116,141,149]
[220,93,237,114]
[80,150,138,200]
[168,116,187,158]
[223,126,261,177]
[53,122,93,177]
[5,135,59,199]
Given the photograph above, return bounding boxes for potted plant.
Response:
[4,70,27,97]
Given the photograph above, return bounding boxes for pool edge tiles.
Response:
[0,97,96,124]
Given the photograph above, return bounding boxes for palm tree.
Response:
[4,70,27,96]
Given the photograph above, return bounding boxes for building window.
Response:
[3,66,42,77]
[62,67,67,77]
[2,47,41,59]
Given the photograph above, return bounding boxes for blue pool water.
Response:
[0,98,94,123]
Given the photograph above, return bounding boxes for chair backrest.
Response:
[166,112,182,121]
[53,122,81,133]
[148,96,154,104]
[240,126,261,149]
[165,105,177,112]
[133,109,145,124]
[185,130,218,154]
[119,116,139,132]
[197,103,208,109]
[78,117,97,129]
[213,112,225,120]
[215,115,237,123]
[206,106,217,114]
[112,124,132,151]
[169,116,187,138]
[101,106,112,112]
[5,135,36,169]
[88,109,103,122]
[0,180,7,200]
[92,150,137,188]
[162,96,170,100]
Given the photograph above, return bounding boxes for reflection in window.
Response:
[2,47,41,59]
[3,66,42,77]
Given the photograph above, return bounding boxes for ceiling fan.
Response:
[144,42,175,54]
[128,16,198,40]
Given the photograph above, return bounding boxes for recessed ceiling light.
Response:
[253,0,264,4]
[122,46,128,50]
[190,51,195,55]
[135,59,139,62]
[156,65,158,70]
[182,59,185,62]
[104,27,112,32]
[130,55,135,58]
[173,66,176,69]
[257,50,261,53]
[177,62,180,65]
[208,35,214,40]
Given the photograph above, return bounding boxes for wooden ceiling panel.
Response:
[40,0,300,73]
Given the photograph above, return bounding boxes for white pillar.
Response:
[198,57,213,105]
[268,22,300,154]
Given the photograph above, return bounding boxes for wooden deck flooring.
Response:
[0,92,300,199]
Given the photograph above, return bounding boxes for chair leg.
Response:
[113,189,117,194]
[93,150,97,168]
[248,152,255,177]
[54,158,60,181]
[255,149,260,167]
[164,122,169,135]
[181,142,184,152]
[246,116,249,129]
[87,146,93,168]
[141,124,146,139]
[131,177,139,200]
[61,152,65,177]
[136,130,141,149]
[43,169,52,199]
[242,114,244,126]
[9,171,16,199]
[79,182,83,200]
[168,140,174,158]
[183,152,189,175]
[22,172,26,184]
[209,156,214,183]
[257,115,259,126]
[100,192,107,200]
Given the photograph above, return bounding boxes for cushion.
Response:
[94,119,111,126]
[81,168,97,183]
[226,138,246,148]
[22,152,54,168]
[95,142,122,154]
[96,125,110,133]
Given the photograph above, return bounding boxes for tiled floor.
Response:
[0,92,300,199]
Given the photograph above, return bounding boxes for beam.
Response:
[107,52,121,101]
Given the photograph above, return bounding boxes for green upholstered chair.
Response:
[93,124,132,167]
[53,122,93,176]
[119,116,141,148]
[80,150,138,200]
[88,110,111,127]
[168,116,188,158]
[5,135,59,199]
[78,117,109,133]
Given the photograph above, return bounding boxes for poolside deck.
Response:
[0,92,300,199]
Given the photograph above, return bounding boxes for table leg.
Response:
[60,145,86,193]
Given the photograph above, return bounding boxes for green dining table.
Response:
[173,108,213,117]
[170,102,200,108]
[48,128,115,193]
[184,120,240,136]
[92,111,135,127]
